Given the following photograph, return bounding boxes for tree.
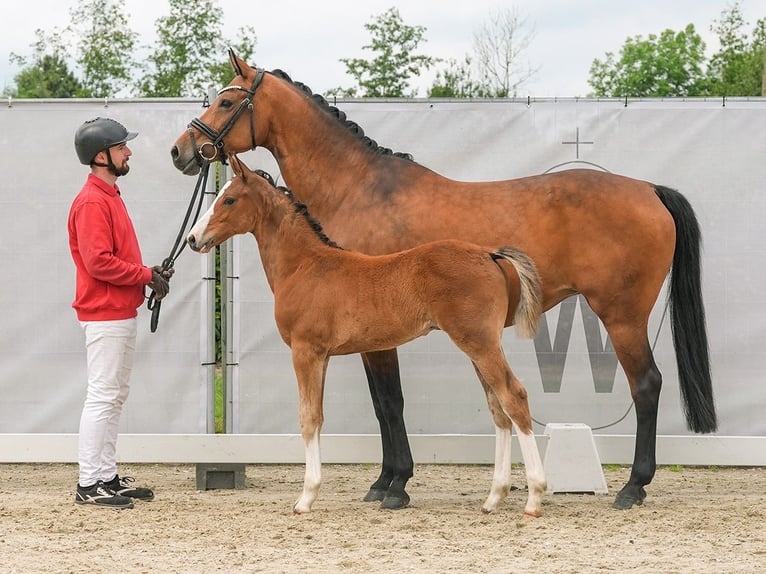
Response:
[69,0,138,98]
[138,0,228,97]
[588,24,709,97]
[207,27,258,89]
[472,7,537,97]
[7,29,85,98]
[707,1,765,96]
[429,56,489,98]
[333,7,436,98]
[429,56,499,98]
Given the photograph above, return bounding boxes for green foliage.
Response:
[215,368,224,433]
[208,26,259,90]
[7,29,85,97]
[137,0,229,97]
[707,1,765,96]
[333,7,436,98]
[70,0,138,97]
[428,56,492,98]
[588,24,709,97]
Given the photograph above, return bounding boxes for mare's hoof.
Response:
[612,485,647,510]
[380,490,410,510]
[363,488,387,502]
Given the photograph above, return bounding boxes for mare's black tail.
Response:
[655,185,717,433]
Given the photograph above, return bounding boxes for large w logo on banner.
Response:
[533,295,619,393]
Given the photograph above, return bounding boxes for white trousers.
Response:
[77,318,137,487]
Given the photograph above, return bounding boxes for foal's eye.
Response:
[223,197,235,206]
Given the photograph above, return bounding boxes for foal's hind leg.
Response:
[472,367,513,513]
[470,351,546,517]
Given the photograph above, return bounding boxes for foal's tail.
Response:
[491,246,543,339]
[655,185,717,433]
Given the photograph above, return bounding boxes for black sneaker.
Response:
[75,481,134,508]
[103,475,155,501]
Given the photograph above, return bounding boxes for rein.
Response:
[147,159,212,332]
[188,68,265,164]
[149,69,264,332]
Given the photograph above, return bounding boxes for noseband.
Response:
[188,68,266,164]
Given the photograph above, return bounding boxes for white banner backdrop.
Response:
[1,97,764,449]
[0,100,216,434]
[231,97,766,438]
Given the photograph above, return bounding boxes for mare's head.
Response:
[187,153,276,253]
[171,49,266,175]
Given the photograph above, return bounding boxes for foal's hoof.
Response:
[380,490,410,510]
[363,488,387,503]
[612,485,647,510]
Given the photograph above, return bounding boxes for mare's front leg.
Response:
[291,345,329,514]
[360,349,413,510]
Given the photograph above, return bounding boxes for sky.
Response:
[0,0,762,98]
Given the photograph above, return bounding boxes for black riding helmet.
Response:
[74,117,138,166]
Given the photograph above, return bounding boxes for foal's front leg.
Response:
[291,345,329,514]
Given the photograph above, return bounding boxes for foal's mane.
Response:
[254,169,342,250]
[283,188,342,250]
[268,69,415,162]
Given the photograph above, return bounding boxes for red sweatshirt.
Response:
[68,174,153,321]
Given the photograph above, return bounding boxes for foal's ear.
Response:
[228,153,246,180]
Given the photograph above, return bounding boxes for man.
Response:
[69,117,171,508]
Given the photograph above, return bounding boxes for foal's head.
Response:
[187,153,278,253]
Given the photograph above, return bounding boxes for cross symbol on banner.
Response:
[562,128,594,159]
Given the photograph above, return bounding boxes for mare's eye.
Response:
[220,99,233,110]
[223,197,235,206]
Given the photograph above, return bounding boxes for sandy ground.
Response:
[0,463,763,573]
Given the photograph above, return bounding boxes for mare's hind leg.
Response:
[604,322,662,510]
[360,350,413,510]
[470,351,546,517]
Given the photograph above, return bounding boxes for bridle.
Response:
[148,68,266,332]
[187,68,266,164]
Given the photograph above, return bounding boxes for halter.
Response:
[188,68,266,164]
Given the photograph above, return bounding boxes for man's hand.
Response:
[152,265,175,281]
[148,269,170,300]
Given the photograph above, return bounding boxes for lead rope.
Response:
[147,159,212,332]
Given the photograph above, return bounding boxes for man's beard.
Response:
[110,162,130,177]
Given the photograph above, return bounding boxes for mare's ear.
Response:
[228,48,248,77]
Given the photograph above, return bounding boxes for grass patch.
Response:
[215,367,224,433]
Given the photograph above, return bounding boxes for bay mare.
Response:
[187,154,547,516]
[171,50,716,511]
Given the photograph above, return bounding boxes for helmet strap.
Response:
[92,149,126,176]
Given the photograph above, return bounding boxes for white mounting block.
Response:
[543,423,608,494]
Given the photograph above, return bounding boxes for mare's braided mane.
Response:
[269,69,414,162]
